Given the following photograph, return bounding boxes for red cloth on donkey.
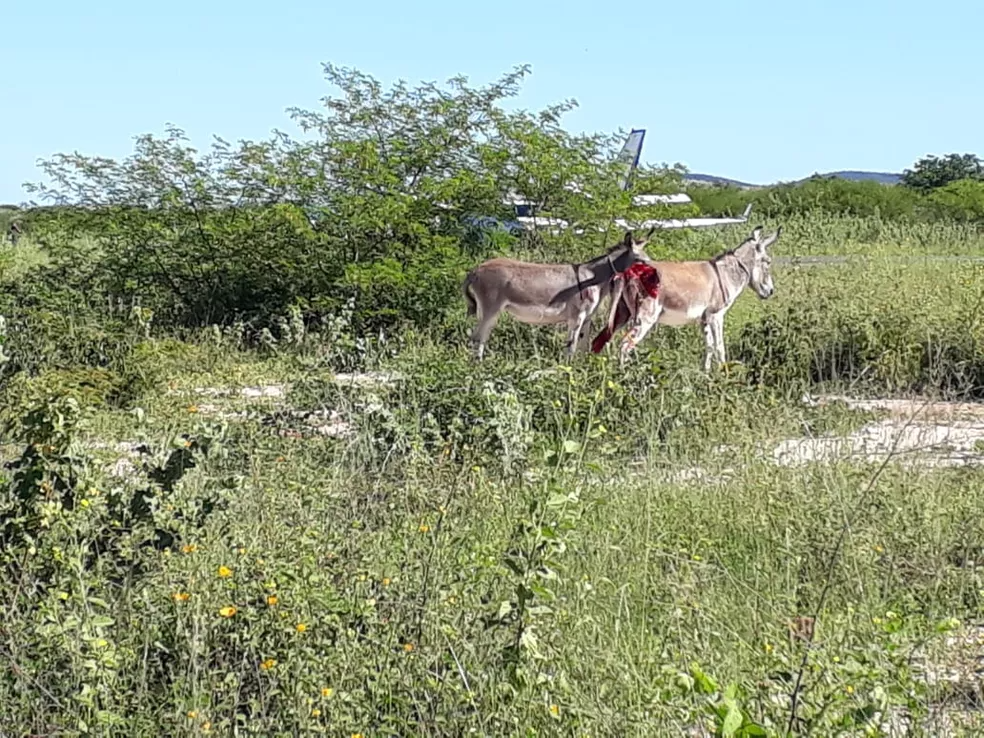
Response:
[590,262,661,354]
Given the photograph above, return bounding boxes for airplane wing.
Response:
[632,193,692,205]
[615,203,754,230]
[516,203,754,234]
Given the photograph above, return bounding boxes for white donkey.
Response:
[462,228,657,360]
[592,225,782,369]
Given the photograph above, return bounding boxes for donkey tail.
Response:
[462,271,478,317]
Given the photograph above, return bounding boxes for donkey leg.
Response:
[619,302,662,366]
[471,309,500,361]
[567,289,600,357]
[575,321,592,353]
[566,314,588,357]
[702,319,715,372]
[702,313,726,370]
[712,314,727,366]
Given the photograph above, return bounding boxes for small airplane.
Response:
[304,129,753,236]
[503,128,754,234]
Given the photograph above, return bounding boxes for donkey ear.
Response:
[761,225,782,249]
[645,225,656,239]
[751,225,764,241]
[622,230,634,247]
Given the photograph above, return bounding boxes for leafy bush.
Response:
[0,397,238,733]
[687,176,924,222]
[928,179,984,223]
[688,165,984,227]
[733,271,984,398]
[24,64,686,339]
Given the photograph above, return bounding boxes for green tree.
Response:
[901,153,983,193]
[25,63,670,334]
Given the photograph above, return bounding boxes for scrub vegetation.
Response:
[2,63,983,737]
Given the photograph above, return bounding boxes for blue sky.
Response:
[2,0,981,204]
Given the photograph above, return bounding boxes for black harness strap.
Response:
[572,262,585,299]
[573,248,623,303]
[606,253,618,282]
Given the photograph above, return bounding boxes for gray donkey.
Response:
[599,225,782,369]
[462,228,657,360]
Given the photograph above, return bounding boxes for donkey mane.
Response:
[709,232,757,264]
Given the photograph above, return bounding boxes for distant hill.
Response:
[683,173,759,188]
[684,170,903,188]
[808,170,902,185]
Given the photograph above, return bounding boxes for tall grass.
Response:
[2,215,984,736]
[652,212,984,261]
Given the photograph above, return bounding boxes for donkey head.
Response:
[608,226,657,271]
[743,225,781,299]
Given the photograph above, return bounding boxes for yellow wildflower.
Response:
[267,595,278,606]
[217,566,233,578]
[549,704,560,717]
[187,711,198,719]
[260,658,276,670]
[382,577,391,586]
[219,606,237,618]
[187,405,199,414]
[321,687,333,698]
[311,709,321,717]
[418,524,430,533]
[173,592,191,602]
[403,642,415,653]
[845,685,854,695]
[202,722,211,733]
[296,623,308,633]
[182,544,198,554]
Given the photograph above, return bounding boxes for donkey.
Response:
[592,225,782,369]
[462,228,657,360]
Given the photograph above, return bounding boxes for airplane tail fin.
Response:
[616,129,646,191]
